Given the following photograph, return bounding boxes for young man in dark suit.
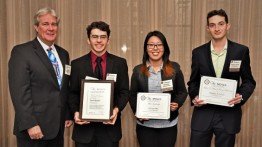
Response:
[188,9,256,147]
[8,7,73,147]
[69,21,129,147]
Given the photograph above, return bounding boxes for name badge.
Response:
[85,76,98,80]
[161,79,173,92]
[229,60,241,72]
[106,73,117,82]
[65,64,71,75]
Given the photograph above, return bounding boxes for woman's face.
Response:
[146,36,164,63]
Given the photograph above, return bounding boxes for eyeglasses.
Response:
[90,35,108,40]
[147,44,163,49]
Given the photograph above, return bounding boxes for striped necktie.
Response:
[47,48,62,88]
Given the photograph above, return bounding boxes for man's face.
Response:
[34,13,58,46]
[87,28,109,56]
[207,15,230,41]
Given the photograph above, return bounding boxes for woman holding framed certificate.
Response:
[129,31,188,147]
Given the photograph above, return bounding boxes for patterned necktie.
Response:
[47,48,62,88]
[95,57,103,80]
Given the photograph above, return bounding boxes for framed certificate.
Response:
[136,92,171,119]
[199,76,237,107]
[80,80,114,122]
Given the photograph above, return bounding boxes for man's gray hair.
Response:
[34,7,60,26]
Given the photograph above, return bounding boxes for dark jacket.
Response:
[129,61,188,122]
[8,38,71,140]
[187,40,256,134]
[69,52,129,143]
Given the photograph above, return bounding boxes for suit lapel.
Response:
[205,42,217,77]
[55,45,67,88]
[106,53,114,76]
[143,72,149,92]
[141,66,148,92]
[86,53,94,77]
[221,40,233,78]
[32,38,59,88]
[161,70,168,81]
[56,45,66,68]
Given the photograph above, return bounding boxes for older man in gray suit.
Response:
[8,7,73,147]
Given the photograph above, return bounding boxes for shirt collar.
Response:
[91,51,107,63]
[37,37,55,50]
[146,61,163,73]
[210,40,228,52]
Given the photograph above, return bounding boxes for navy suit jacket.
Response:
[69,51,129,143]
[187,40,256,134]
[8,38,71,139]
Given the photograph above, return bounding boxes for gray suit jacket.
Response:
[8,38,71,139]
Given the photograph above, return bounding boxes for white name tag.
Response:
[85,76,98,80]
[65,64,71,75]
[106,73,117,82]
[229,60,241,72]
[161,79,173,92]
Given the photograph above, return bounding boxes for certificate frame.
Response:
[199,76,237,107]
[79,80,114,122]
[136,92,171,119]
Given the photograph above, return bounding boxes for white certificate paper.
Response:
[80,80,114,121]
[199,76,237,107]
[136,93,171,119]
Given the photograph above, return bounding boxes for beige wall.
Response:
[1,0,261,147]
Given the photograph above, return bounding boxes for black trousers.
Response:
[190,112,236,147]
[17,129,63,147]
[75,124,119,147]
[136,124,177,147]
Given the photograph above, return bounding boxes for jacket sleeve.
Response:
[129,67,139,114]
[187,49,201,103]
[114,59,130,111]
[238,47,256,105]
[68,60,81,114]
[8,46,38,131]
[64,52,73,120]
[173,65,188,109]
